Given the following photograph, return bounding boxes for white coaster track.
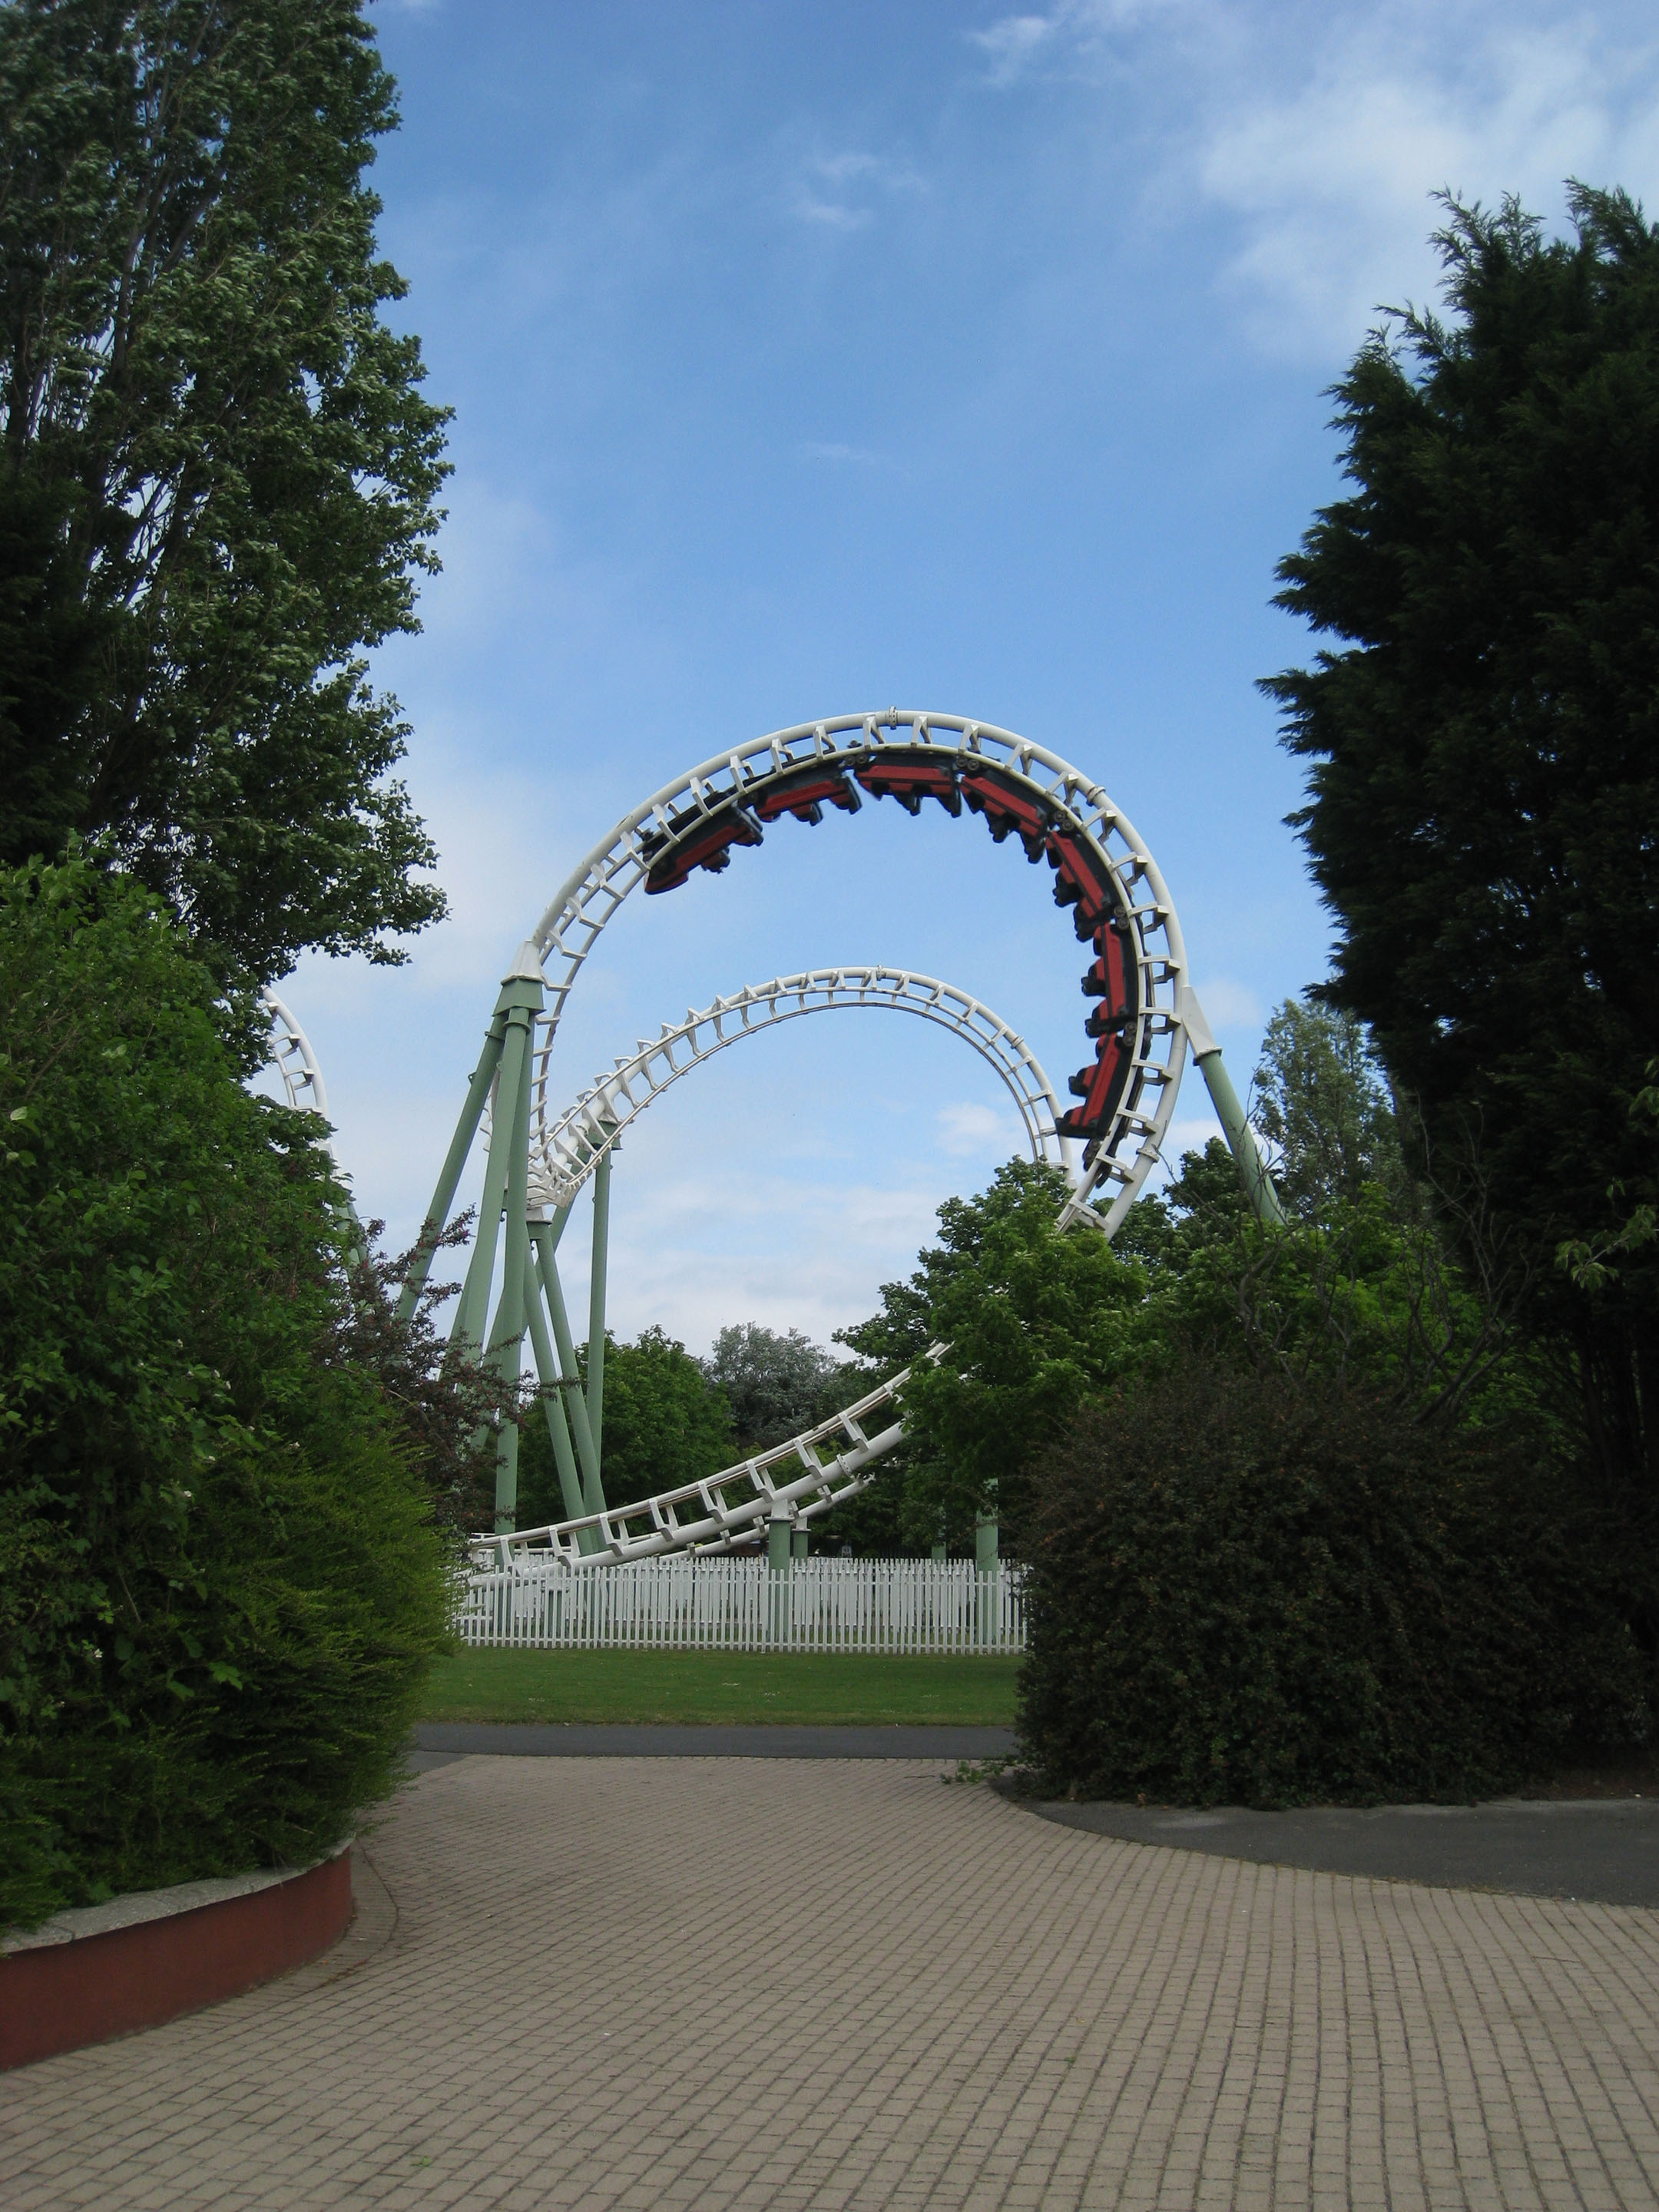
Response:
[530,964,1076,1214]
[486,964,1062,1568]
[261,988,330,1121]
[486,1355,936,1571]
[522,710,1191,1233]
[389,708,1282,1553]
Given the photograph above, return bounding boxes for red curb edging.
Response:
[0,1848,353,2072]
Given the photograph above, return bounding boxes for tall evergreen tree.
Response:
[0,0,451,982]
[1264,186,1659,1503]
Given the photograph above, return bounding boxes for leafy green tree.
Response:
[0,0,450,983]
[700,1323,843,1452]
[1251,999,1401,1219]
[839,1160,1146,1555]
[0,853,451,1927]
[1263,186,1659,1505]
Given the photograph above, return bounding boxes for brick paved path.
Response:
[5,1757,1659,2210]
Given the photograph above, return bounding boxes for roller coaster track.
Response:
[483,964,1065,1567]
[478,1353,937,1571]
[261,972,980,1570]
[529,964,1075,1214]
[521,710,1190,1234]
[385,708,1282,1551]
[262,989,330,1121]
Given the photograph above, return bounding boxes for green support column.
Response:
[974,1512,999,1649]
[586,1142,611,1471]
[1181,988,1286,1229]
[397,1005,509,1323]
[530,1220,605,1518]
[485,960,543,1535]
[767,1501,793,1648]
[522,1248,588,1525]
[790,1524,810,1559]
[768,1503,793,1572]
[452,975,541,1358]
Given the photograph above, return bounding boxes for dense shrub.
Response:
[0,856,451,1927]
[1018,1353,1645,1805]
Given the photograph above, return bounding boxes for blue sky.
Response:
[273,0,1659,1353]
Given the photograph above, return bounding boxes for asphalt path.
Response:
[410,1724,1659,1903]
[1008,1790,1659,1907]
[409,1721,1017,1763]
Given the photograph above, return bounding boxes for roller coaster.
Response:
[270,711,1282,1568]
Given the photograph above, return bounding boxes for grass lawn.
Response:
[420,1647,1022,1726]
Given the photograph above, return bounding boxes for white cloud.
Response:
[1197,17,1659,357]
[788,147,925,231]
[936,1100,1023,1156]
[794,196,875,231]
[969,15,1065,88]
[1191,975,1263,1029]
[966,2,1659,359]
[968,0,1183,87]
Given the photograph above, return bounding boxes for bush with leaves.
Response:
[1018,1353,1644,1806]
[0,855,451,1929]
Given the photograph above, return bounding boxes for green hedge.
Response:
[1018,1354,1645,1806]
[1,857,450,1927]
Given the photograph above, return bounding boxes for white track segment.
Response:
[262,989,329,1121]
[530,966,1076,1214]
[479,1355,939,1568]
[524,711,1190,1236]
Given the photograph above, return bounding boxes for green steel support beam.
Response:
[586,1143,611,1471]
[522,1249,592,1528]
[397,1005,509,1323]
[485,966,544,1534]
[529,1220,605,1519]
[974,1514,999,1573]
[452,998,534,1356]
[1182,989,1286,1230]
[768,1505,793,1572]
[790,1524,809,1559]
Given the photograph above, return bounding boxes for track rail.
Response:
[478,1352,937,1568]
[531,965,1075,1211]
[261,989,329,1120]
[522,710,1189,1235]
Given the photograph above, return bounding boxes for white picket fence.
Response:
[456,1555,1027,1654]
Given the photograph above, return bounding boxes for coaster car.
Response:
[1045,827,1118,938]
[1057,1031,1135,1144]
[852,748,964,817]
[959,760,1055,861]
[748,763,863,826]
[644,800,766,893]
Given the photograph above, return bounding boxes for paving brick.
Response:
[5,1756,1659,2208]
